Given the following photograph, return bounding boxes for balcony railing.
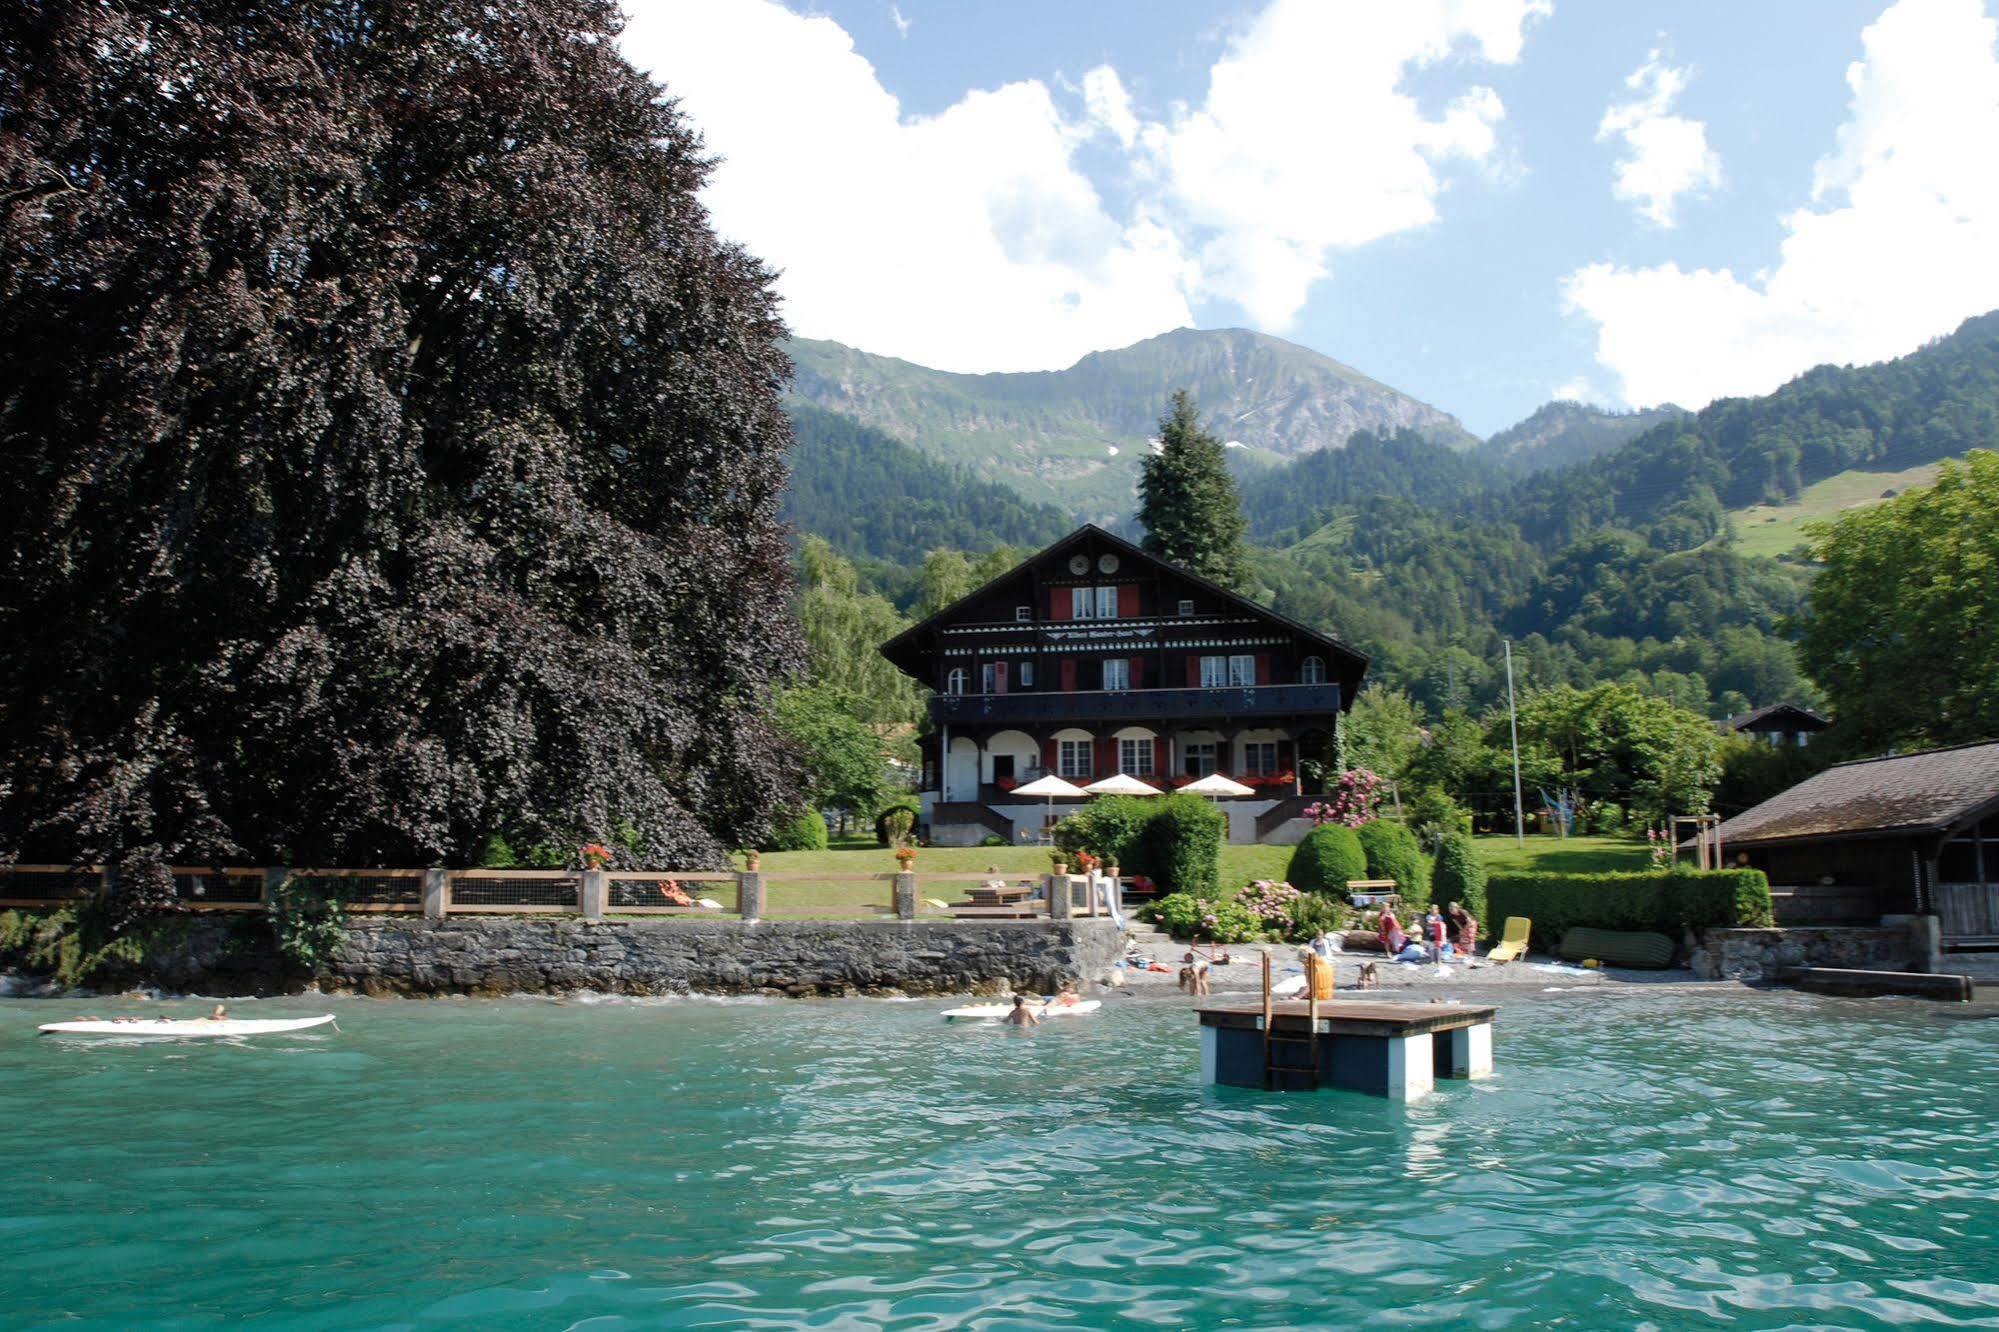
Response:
[929,683,1342,726]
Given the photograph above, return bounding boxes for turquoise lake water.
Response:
[1,988,1995,1330]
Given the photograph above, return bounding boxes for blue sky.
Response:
[622,0,1999,436]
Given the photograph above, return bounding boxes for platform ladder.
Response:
[1261,951,1321,1091]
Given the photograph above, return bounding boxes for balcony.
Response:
[928,683,1343,728]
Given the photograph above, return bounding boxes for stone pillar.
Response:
[264,866,285,908]
[1047,873,1073,920]
[580,868,607,921]
[737,870,765,923]
[1385,1032,1436,1102]
[893,871,918,921]
[1910,913,1943,973]
[1445,1023,1494,1080]
[423,867,449,919]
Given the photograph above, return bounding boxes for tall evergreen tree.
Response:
[0,0,801,883]
[1137,390,1249,589]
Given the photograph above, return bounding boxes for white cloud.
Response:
[620,0,1546,370]
[889,4,908,39]
[1596,51,1722,227]
[1552,376,1598,403]
[1565,0,1999,409]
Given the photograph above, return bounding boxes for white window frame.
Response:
[1199,655,1228,688]
[1095,585,1118,619]
[945,668,968,695]
[1183,742,1218,777]
[1177,599,1195,617]
[1018,661,1034,688]
[1015,605,1033,622]
[1243,742,1279,776]
[1102,659,1130,692]
[1120,738,1154,776]
[1301,656,1326,684]
[1229,654,1256,687]
[1071,586,1093,619]
[981,663,998,694]
[1058,739,1092,779]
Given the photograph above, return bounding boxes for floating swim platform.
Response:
[942,1000,1101,1022]
[38,1015,337,1038]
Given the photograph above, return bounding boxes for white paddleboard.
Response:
[38,1014,336,1038]
[942,1000,1101,1021]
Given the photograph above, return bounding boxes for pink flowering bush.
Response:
[1645,825,1673,869]
[1237,879,1302,932]
[1148,891,1258,944]
[1304,768,1385,827]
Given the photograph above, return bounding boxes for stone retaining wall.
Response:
[2,915,1127,999]
[1689,918,1940,982]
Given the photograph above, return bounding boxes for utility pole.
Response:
[1504,640,1525,847]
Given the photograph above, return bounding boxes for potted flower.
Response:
[1049,848,1068,874]
[1073,851,1099,874]
[894,845,917,871]
[743,849,760,872]
[579,842,612,870]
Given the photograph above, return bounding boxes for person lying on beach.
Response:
[1051,979,1082,1006]
[1002,995,1040,1026]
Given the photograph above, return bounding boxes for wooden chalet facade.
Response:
[1720,702,1831,748]
[878,526,1367,846]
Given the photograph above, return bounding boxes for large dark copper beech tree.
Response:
[0,1,802,888]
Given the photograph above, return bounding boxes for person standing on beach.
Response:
[1423,907,1449,960]
[1449,904,1479,958]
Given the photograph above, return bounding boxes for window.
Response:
[1018,661,1034,688]
[1183,742,1217,777]
[945,668,968,695]
[981,663,998,694]
[1015,605,1033,622]
[1071,586,1094,619]
[1301,656,1326,684]
[1095,585,1119,619]
[1119,738,1154,776]
[1102,659,1130,691]
[1058,739,1092,779]
[1178,599,1195,616]
[1243,742,1278,776]
[1229,654,1256,687]
[1199,655,1227,688]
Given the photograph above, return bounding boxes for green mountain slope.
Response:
[1727,459,1951,559]
[785,327,1476,518]
[1481,401,1685,475]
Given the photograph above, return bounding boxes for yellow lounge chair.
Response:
[1486,916,1531,964]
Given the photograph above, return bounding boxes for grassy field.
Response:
[1727,460,1946,559]
[741,836,1639,916]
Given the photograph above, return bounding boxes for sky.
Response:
[620,0,1999,436]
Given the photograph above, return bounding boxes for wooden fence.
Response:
[0,864,1119,923]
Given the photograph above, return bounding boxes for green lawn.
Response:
[1726,460,1946,559]
[1472,834,1648,876]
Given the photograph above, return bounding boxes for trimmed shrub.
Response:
[1053,795,1154,870]
[1486,869,1774,951]
[1149,891,1257,944]
[1138,794,1226,897]
[1357,819,1429,910]
[764,807,828,852]
[1289,892,1350,941]
[1286,823,1367,896]
[874,798,919,847]
[1430,832,1487,923]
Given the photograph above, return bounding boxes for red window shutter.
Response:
[1129,656,1144,688]
[1118,584,1140,617]
[1060,658,1077,692]
[1153,737,1168,775]
[1186,656,1200,687]
[1049,588,1070,620]
[1042,739,1059,774]
[1255,653,1270,685]
[994,661,1008,694]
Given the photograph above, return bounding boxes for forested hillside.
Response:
[1480,401,1684,475]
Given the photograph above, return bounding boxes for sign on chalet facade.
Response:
[878,525,1367,846]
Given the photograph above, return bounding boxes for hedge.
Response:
[764,807,829,852]
[1054,793,1223,896]
[1486,869,1774,951]
[1430,832,1487,922]
[1357,820,1429,910]
[1286,824,1366,896]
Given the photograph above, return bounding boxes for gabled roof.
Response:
[1718,739,1999,848]
[1723,702,1831,733]
[877,523,1368,697]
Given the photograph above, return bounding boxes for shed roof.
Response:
[1718,739,1999,847]
[1722,702,1831,733]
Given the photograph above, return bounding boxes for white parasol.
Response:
[1082,773,1165,797]
[1012,773,1090,834]
[1180,772,1256,799]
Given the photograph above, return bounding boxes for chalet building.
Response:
[1720,703,1831,748]
[878,525,1367,847]
[1717,739,1999,944]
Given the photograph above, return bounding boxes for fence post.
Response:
[263,866,285,910]
[580,869,607,921]
[1047,873,1073,921]
[893,871,918,921]
[737,870,764,923]
[424,867,449,920]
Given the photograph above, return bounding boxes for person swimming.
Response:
[1002,994,1040,1026]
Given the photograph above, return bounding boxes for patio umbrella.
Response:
[1180,772,1256,800]
[1082,773,1165,797]
[1012,773,1090,833]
